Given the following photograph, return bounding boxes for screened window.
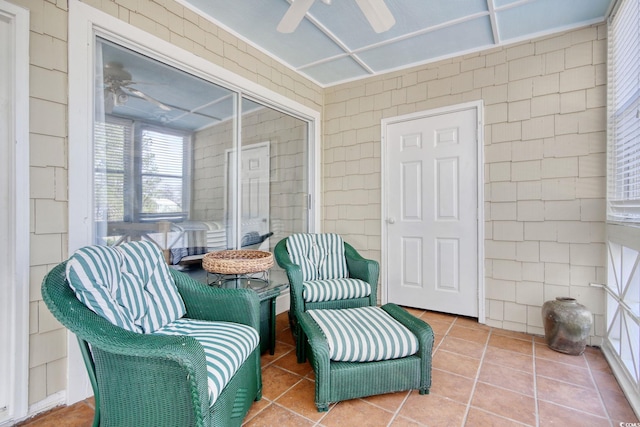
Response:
[139,127,189,220]
[94,116,190,232]
[608,0,640,222]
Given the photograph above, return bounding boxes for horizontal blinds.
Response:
[94,118,131,222]
[140,129,185,214]
[608,0,640,222]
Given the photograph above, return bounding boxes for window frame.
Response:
[607,0,640,224]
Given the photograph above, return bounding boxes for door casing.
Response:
[381,101,485,323]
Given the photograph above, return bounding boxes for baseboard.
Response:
[601,341,640,419]
[275,289,290,315]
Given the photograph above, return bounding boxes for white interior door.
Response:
[227,142,270,248]
[384,105,480,317]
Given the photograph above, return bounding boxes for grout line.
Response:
[461,325,490,426]
[584,352,616,426]
[532,335,540,427]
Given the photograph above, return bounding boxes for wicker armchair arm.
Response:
[274,238,305,314]
[344,242,379,305]
[344,243,379,284]
[171,270,260,330]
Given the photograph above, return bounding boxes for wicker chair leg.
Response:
[419,387,430,395]
[316,402,329,412]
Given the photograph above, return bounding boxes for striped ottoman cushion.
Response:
[154,318,259,406]
[308,306,419,362]
[302,278,371,303]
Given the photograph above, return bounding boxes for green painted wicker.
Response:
[274,235,379,362]
[41,261,262,427]
[298,303,433,411]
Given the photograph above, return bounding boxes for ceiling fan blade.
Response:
[127,88,172,111]
[277,0,315,33]
[355,0,395,33]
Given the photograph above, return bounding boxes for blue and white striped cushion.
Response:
[66,241,186,333]
[308,306,419,362]
[314,233,348,280]
[302,278,371,303]
[66,245,139,332]
[286,233,320,281]
[154,319,259,406]
[119,241,186,332]
[286,233,350,281]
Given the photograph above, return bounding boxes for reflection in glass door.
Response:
[93,38,310,278]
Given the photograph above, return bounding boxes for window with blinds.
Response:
[608,0,640,223]
[94,117,190,223]
[140,128,188,218]
[94,116,131,222]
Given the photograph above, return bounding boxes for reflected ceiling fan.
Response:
[277,0,395,33]
[103,62,172,113]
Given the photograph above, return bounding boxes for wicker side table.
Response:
[202,250,282,354]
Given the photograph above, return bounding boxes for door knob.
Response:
[387,218,396,224]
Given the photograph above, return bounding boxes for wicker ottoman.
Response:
[297,303,433,411]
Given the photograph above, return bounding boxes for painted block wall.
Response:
[323,24,608,343]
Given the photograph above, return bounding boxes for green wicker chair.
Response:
[41,245,262,427]
[274,233,379,362]
[298,303,433,411]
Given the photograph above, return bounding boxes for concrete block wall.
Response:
[323,24,608,343]
[15,0,322,410]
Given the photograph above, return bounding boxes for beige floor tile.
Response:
[470,382,537,425]
[478,362,535,396]
[430,368,475,404]
[18,310,640,427]
[398,392,467,427]
[320,399,394,427]
[536,375,607,417]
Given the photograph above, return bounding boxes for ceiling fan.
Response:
[103,62,172,113]
[277,0,395,34]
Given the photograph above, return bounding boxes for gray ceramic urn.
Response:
[541,297,592,356]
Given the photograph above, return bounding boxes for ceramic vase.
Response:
[541,297,592,356]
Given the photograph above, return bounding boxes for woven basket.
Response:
[202,250,274,274]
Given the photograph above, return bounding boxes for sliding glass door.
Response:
[93,37,310,269]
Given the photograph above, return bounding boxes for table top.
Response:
[209,277,288,297]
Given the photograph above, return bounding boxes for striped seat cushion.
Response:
[286,233,348,281]
[154,318,259,406]
[66,241,186,333]
[302,278,371,303]
[308,306,419,362]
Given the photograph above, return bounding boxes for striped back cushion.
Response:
[315,233,348,279]
[154,318,259,406]
[66,245,139,332]
[66,241,186,333]
[286,233,348,281]
[119,241,186,332]
[286,233,320,281]
[308,306,419,362]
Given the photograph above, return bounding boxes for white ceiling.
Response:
[179,0,614,87]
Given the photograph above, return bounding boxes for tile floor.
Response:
[16,308,640,427]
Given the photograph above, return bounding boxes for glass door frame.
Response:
[68,0,320,404]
